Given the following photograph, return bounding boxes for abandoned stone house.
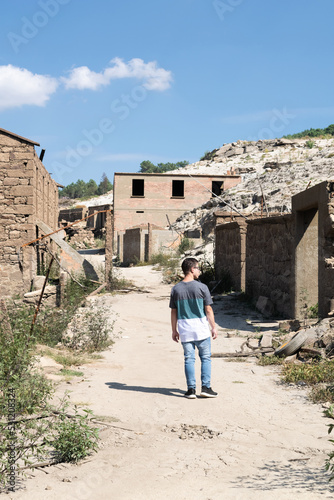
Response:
[0,128,59,298]
[215,180,334,320]
[113,172,241,261]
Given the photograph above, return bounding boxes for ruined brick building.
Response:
[0,128,59,298]
[113,171,241,261]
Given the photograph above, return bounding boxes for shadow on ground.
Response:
[106,382,184,398]
[231,460,334,494]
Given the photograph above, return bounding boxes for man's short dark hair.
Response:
[182,257,199,275]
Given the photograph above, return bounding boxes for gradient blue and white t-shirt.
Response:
[169,280,212,343]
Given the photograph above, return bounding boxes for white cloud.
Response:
[0,65,58,111]
[62,58,173,91]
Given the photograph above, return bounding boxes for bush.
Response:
[281,360,334,385]
[64,308,114,353]
[178,237,195,255]
[325,405,334,481]
[53,406,99,463]
[258,355,284,366]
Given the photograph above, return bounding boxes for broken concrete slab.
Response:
[260,333,273,348]
[256,296,274,317]
[36,220,98,281]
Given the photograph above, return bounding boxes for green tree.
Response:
[86,179,98,197]
[284,124,334,139]
[97,173,113,195]
[139,160,158,173]
[139,160,188,173]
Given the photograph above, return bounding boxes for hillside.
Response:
[170,137,334,237]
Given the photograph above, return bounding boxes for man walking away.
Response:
[170,257,218,399]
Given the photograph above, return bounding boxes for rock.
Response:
[260,333,273,348]
[38,356,63,370]
[32,275,46,290]
[256,296,274,317]
[24,285,57,298]
[225,147,244,157]
[321,332,334,347]
[216,144,231,155]
[278,319,301,332]
[276,138,294,145]
[285,354,297,363]
[248,339,259,349]
[243,145,257,153]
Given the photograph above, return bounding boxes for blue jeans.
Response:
[182,337,211,389]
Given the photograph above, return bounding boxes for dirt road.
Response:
[10,266,334,499]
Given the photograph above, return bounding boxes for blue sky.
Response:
[0,0,333,186]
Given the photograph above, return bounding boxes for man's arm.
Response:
[171,308,179,343]
[205,305,218,340]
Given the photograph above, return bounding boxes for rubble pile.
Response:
[171,138,334,237]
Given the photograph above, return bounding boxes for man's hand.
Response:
[205,305,218,340]
[211,327,218,340]
[171,309,179,342]
[172,331,179,343]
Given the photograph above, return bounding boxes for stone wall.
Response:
[292,180,334,318]
[215,181,334,320]
[0,128,58,298]
[246,215,294,317]
[59,207,87,224]
[323,183,334,316]
[215,214,294,317]
[215,220,246,291]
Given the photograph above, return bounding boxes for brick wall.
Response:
[0,129,58,298]
[113,172,241,245]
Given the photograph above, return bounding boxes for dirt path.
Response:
[9,266,334,499]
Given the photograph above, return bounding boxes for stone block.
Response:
[32,275,46,290]
[3,246,17,253]
[244,146,257,153]
[260,333,273,348]
[9,152,34,160]
[24,285,57,298]
[285,354,297,363]
[8,170,32,178]
[14,198,27,204]
[11,185,33,196]
[226,147,244,157]
[9,230,22,239]
[3,178,18,186]
[6,205,34,215]
[256,296,274,317]
[0,153,9,161]
[216,144,231,155]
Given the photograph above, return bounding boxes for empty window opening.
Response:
[136,210,144,213]
[172,180,184,197]
[132,179,144,196]
[212,181,224,197]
